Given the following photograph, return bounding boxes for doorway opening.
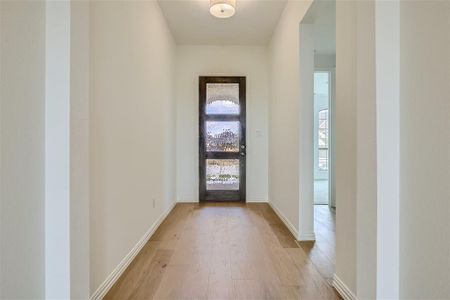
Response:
[198,76,246,202]
[312,69,336,280]
[299,0,336,283]
[314,71,330,207]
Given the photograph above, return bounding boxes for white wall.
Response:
[335,0,357,293]
[298,23,316,240]
[46,3,91,297]
[375,1,400,298]
[399,1,450,298]
[89,1,176,295]
[0,1,46,298]
[315,53,336,69]
[335,2,450,299]
[355,1,377,298]
[45,2,71,297]
[268,0,312,237]
[69,1,91,298]
[175,45,269,202]
[328,69,336,209]
[335,2,384,297]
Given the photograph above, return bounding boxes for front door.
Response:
[199,76,246,202]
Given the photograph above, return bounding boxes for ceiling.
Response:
[157,0,288,45]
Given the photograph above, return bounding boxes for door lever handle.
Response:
[240,152,246,156]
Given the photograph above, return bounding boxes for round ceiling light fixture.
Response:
[210,0,236,19]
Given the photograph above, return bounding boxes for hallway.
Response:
[1,1,449,299]
[105,203,339,299]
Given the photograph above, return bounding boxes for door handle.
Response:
[240,152,246,156]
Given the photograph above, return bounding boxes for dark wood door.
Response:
[199,76,246,202]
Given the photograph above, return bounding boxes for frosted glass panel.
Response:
[206,159,240,190]
[206,83,239,115]
[206,121,239,152]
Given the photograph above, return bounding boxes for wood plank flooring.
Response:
[299,205,336,283]
[104,203,340,300]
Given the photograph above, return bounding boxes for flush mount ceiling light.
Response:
[210,0,236,19]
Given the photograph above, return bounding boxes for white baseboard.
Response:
[268,201,300,240]
[90,202,176,300]
[332,274,357,300]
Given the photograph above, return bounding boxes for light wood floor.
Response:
[105,203,340,300]
[299,205,336,283]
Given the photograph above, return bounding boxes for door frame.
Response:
[198,76,246,202]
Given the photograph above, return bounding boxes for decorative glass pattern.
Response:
[318,109,329,171]
[206,83,240,115]
[206,121,239,152]
[206,159,240,190]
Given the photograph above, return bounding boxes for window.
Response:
[318,109,329,171]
